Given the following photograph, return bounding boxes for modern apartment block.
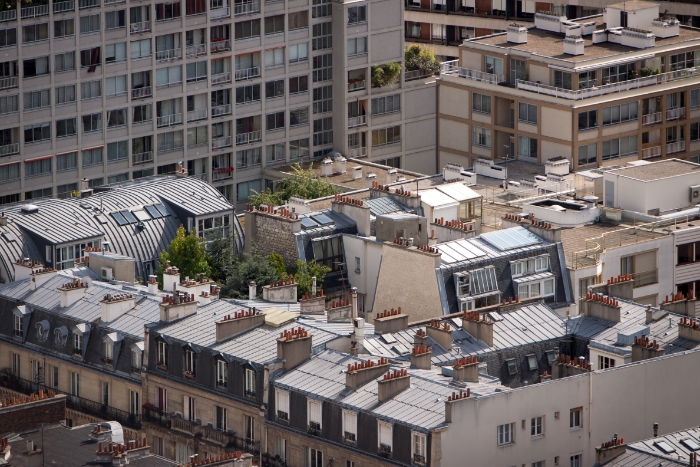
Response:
[0,0,436,210]
[437,2,700,173]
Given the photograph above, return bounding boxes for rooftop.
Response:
[600,426,700,466]
[606,159,700,181]
[606,0,659,10]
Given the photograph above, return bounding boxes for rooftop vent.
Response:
[563,36,584,55]
[621,28,655,49]
[320,158,333,176]
[534,11,567,33]
[20,205,38,214]
[507,23,528,43]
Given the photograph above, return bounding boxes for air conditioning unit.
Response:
[690,185,700,203]
[101,267,113,280]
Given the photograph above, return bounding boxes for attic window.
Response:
[546,350,556,366]
[527,354,537,371]
[111,212,128,226]
[145,205,163,219]
[681,439,700,451]
[154,204,170,217]
[654,441,675,454]
[506,359,517,375]
[2,232,16,242]
[121,210,137,223]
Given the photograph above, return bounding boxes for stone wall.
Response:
[0,395,65,433]
[244,211,300,270]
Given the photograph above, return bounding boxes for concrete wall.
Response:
[343,236,384,315]
[603,171,700,214]
[540,108,572,142]
[439,120,469,153]
[244,211,300,270]
[439,86,469,119]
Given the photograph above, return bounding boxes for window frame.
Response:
[497,422,514,445]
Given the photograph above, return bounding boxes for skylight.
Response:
[121,211,137,224]
[111,212,128,226]
[481,227,542,251]
[654,441,676,454]
[312,214,333,226]
[300,218,319,230]
[145,205,162,219]
[133,210,151,222]
[681,439,700,451]
[154,204,170,217]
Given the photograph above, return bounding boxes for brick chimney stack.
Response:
[410,345,432,370]
[276,326,312,371]
[377,369,410,403]
[425,319,453,350]
[345,357,390,389]
[373,307,409,334]
[594,434,626,465]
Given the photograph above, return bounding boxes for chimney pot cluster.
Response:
[1,389,55,407]
[164,265,180,275]
[29,267,55,275]
[103,293,134,303]
[428,319,451,331]
[174,451,242,467]
[453,356,478,368]
[558,354,592,370]
[501,295,521,305]
[279,326,309,341]
[334,194,365,206]
[377,307,401,318]
[371,181,413,196]
[97,438,149,456]
[347,357,388,372]
[664,290,694,303]
[462,311,488,322]
[505,214,524,222]
[246,204,299,220]
[434,217,474,232]
[447,389,470,401]
[0,437,8,452]
[61,279,85,289]
[412,344,430,355]
[585,292,620,307]
[221,308,259,321]
[383,369,408,380]
[633,334,660,349]
[680,317,699,329]
[328,297,350,309]
[84,246,100,253]
[600,436,624,449]
[16,258,42,267]
[542,370,549,377]
[269,278,296,288]
[415,329,426,337]
[607,274,632,285]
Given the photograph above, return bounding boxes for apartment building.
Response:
[0,0,436,210]
[437,2,700,172]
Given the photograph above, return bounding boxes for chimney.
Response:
[262,278,298,302]
[312,277,317,296]
[410,345,431,370]
[162,263,180,292]
[594,434,626,465]
[299,290,325,314]
[425,319,453,351]
[352,166,362,180]
[331,195,371,237]
[452,356,479,383]
[414,329,428,346]
[507,23,528,43]
[179,274,216,305]
[248,280,257,299]
[444,389,472,423]
[59,278,88,308]
[159,291,198,323]
[22,440,42,467]
[351,287,358,320]
[583,293,621,322]
[320,158,333,176]
[287,197,311,215]
[0,212,7,227]
[552,354,592,379]
[334,155,347,174]
[365,173,377,189]
[147,275,159,295]
[345,357,389,389]
[14,259,54,284]
[660,291,697,317]
[460,311,494,346]
[276,326,312,371]
[678,317,700,342]
[373,308,409,334]
[540,370,552,381]
[101,293,136,323]
[352,317,365,346]
[377,369,410,403]
[198,290,211,305]
[387,168,398,183]
[215,308,265,342]
[631,334,663,362]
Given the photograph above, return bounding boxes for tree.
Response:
[206,227,234,283]
[294,260,331,299]
[371,62,402,88]
[404,45,440,75]
[219,248,280,298]
[157,226,211,287]
[269,253,288,279]
[247,163,339,207]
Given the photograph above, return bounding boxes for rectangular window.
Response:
[0,28,16,48]
[412,432,426,464]
[0,163,20,182]
[0,94,17,115]
[54,19,74,39]
[186,61,207,82]
[71,372,80,396]
[691,89,700,109]
[80,14,100,34]
[313,85,332,114]
[130,39,152,59]
[577,143,597,166]
[597,355,615,369]
[312,0,331,18]
[312,22,331,50]
[276,389,289,420]
[107,141,128,161]
[307,399,322,430]
[157,341,168,366]
[313,117,333,146]
[107,108,127,128]
[22,23,49,44]
[378,421,392,454]
[106,76,127,97]
[578,109,597,131]
[371,94,400,116]
[265,15,285,35]
[80,47,100,68]
[266,111,284,131]
[348,5,366,24]
[105,42,127,63]
[186,0,206,15]
[56,118,77,138]
[266,79,284,99]
[215,406,227,431]
[183,396,195,421]
[130,390,139,415]
[57,183,78,199]
[55,51,75,73]
[236,83,261,104]
[25,157,52,178]
[54,85,76,106]
[312,53,332,82]
[289,43,308,63]
[290,138,309,159]
[57,152,77,171]
[472,126,491,148]
[518,102,537,124]
[691,122,700,142]
[669,51,694,71]
[578,70,597,89]
[106,10,126,29]
[372,126,401,147]
[290,107,308,126]
[23,56,50,78]
[82,147,103,166]
[518,135,537,159]
[265,143,284,163]
[82,113,102,133]
[187,126,208,147]
[157,130,184,151]
[245,368,256,395]
[156,65,182,87]
[235,19,260,40]
[531,416,543,436]
[602,102,638,126]
[570,454,581,467]
[288,11,308,30]
[107,173,128,184]
[23,89,50,111]
[216,360,228,387]
[497,423,514,445]
[553,70,572,89]
[570,408,582,429]
[24,123,51,144]
[156,2,181,21]
[602,135,637,160]
[236,179,262,201]
[289,75,308,94]
[472,93,491,115]
[265,48,284,68]
[133,104,152,124]
[347,37,367,57]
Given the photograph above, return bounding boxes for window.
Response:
[497,423,514,445]
[307,398,322,431]
[236,147,261,169]
[266,79,284,99]
[82,113,102,134]
[347,37,367,57]
[372,126,401,147]
[527,354,538,371]
[156,65,182,87]
[342,410,356,441]
[518,102,537,124]
[107,173,128,184]
[472,93,491,114]
[131,39,152,59]
[183,396,195,421]
[313,85,332,114]
[598,355,615,369]
[691,122,700,142]
[670,51,694,71]
[484,55,503,75]
[237,179,262,201]
[290,138,309,159]
[506,359,517,375]
[312,0,331,18]
[309,448,323,467]
[603,62,635,83]
[80,47,100,68]
[553,70,572,89]
[412,432,426,464]
[0,28,16,48]
[133,104,152,124]
[289,11,308,30]
[289,75,308,95]
[602,102,638,126]
[570,408,582,429]
[265,15,285,35]
[0,162,19,182]
[348,5,366,24]
[290,107,308,126]
[157,340,168,366]
[186,0,206,15]
[275,389,290,421]
[24,123,51,145]
[131,348,142,369]
[245,368,256,395]
[265,48,284,68]
[13,314,22,337]
[22,23,49,44]
[263,144,284,164]
[531,416,543,436]
[578,70,597,89]
[23,56,50,78]
[312,236,342,270]
[313,117,333,146]
[54,51,75,73]
[235,19,260,40]
[176,443,192,464]
[23,89,50,111]
[107,141,128,162]
[54,19,74,39]
[372,94,400,116]
[106,76,127,97]
[0,94,18,114]
[312,54,332,82]
[518,136,537,159]
[71,372,80,396]
[106,10,126,29]
[289,43,308,63]
[577,142,597,166]
[81,80,101,101]
[602,135,637,160]
[570,454,581,467]
[216,406,227,431]
[267,111,284,131]
[129,391,139,415]
[692,89,700,110]
[578,109,597,131]
[105,43,127,63]
[107,109,127,128]
[56,118,77,139]
[156,2,181,21]
[56,152,78,172]
[236,83,261,104]
[80,14,100,34]
[187,126,207,148]
[312,22,331,50]
[378,421,392,455]
[472,126,491,148]
[185,61,207,82]
[82,147,103,167]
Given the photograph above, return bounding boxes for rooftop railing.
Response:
[21,4,49,18]
[440,60,506,84]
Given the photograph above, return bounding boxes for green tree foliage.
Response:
[404,45,440,75]
[220,248,280,298]
[157,226,211,287]
[371,62,402,88]
[247,163,339,207]
[269,253,288,279]
[206,228,234,282]
[294,260,331,298]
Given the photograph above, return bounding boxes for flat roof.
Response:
[607,0,658,10]
[606,159,700,181]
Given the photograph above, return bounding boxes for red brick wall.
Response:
[0,397,66,433]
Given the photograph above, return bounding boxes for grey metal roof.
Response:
[12,198,105,244]
[598,427,700,466]
[363,196,415,217]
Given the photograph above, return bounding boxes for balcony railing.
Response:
[348,115,366,128]
[132,151,153,164]
[211,104,231,117]
[0,143,19,156]
[236,130,261,145]
[0,9,16,21]
[186,44,207,57]
[130,21,151,34]
[21,4,49,18]
[666,107,686,121]
[211,72,231,85]
[158,141,184,152]
[0,77,18,90]
[157,113,183,127]
[78,0,99,8]
[631,269,658,288]
[210,39,231,53]
[172,417,199,435]
[156,48,182,62]
[202,426,233,445]
[187,108,207,122]
[234,0,259,15]
[667,140,685,154]
[348,80,365,92]
[53,0,73,12]
[642,112,662,126]
[235,66,259,81]
[131,86,152,99]
[440,60,506,85]
[210,6,229,18]
[346,147,367,158]
[405,69,436,81]
[212,136,232,149]
[641,145,661,159]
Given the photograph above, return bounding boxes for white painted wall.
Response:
[342,235,384,314]
[603,170,700,214]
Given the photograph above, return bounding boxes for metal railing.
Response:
[236,130,261,145]
[132,151,153,164]
[405,69,436,81]
[131,87,152,99]
[667,140,685,154]
[211,104,231,117]
[234,66,259,80]
[53,0,73,12]
[78,0,98,8]
[0,9,16,21]
[348,80,365,92]
[210,6,229,18]
[157,113,183,127]
[666,107,686,121]
[186,44,206,57]
[157,140,184,152]
[234,0,259,15]
[130,21,151,34]
[348,115,366,128]
[211,72,231,85]
[156,48,182,62]
[210,39,231,53]
[212,135,232,149]
[440,60,506,84]
[642,112,662,126]
[0,77,18,90]
[0,143,19,156]
[642,145,661,159]
[631,269,658,288]
[21,4,49,18]
[187,108,207,122]
[565,245,601,270]
[346,147,366,158]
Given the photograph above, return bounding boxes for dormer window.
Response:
[276,389,289,421]
[216,359,227,388]
[54,326,68,347]
[510,255,549,277]
[131,348,142,371]
[103,341,114,364]
[73,333,83,354]
[378,421,393,458]
[35,320,49,342]
[342,410,357,443]
[156,340,168,368]
[13,315,22,337]
[307,399,322,434]
[245,368,256,396]
[183,349,196,377]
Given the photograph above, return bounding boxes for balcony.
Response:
[133,151,153,164]
[210,6,229,18]
[234,0,259,15]
[0,143,19,156]
[405,69,436,81]
[187,108,207,122]
[157,113,183,127]
[440,60,506,85]
[210,39,231,53]
[78,0,99,8]
[212,136,232,149]
[641,145,661,159]
[642,112,662,126]
[631,269,658,288]
[346,147,366,158]
[53,0,74,12]
[156,48,182,62]
[213,168,234,181]
[236,130,261,145]
[666,107,686,121]
[21,4,48,18]
[348,80,365,92]
[0,77,18,90]
[186,44,207,58]
[172,417,200,435]
[667,140,685,154]
[0,9,16,21]
[131,87,152,99]
[348,115,366,128]
[130,21,151,34]
[202,426,234,445]
[158,140,183,152]
[212,104,232,117]
[235,66,259,81]
[211,72,232,85]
